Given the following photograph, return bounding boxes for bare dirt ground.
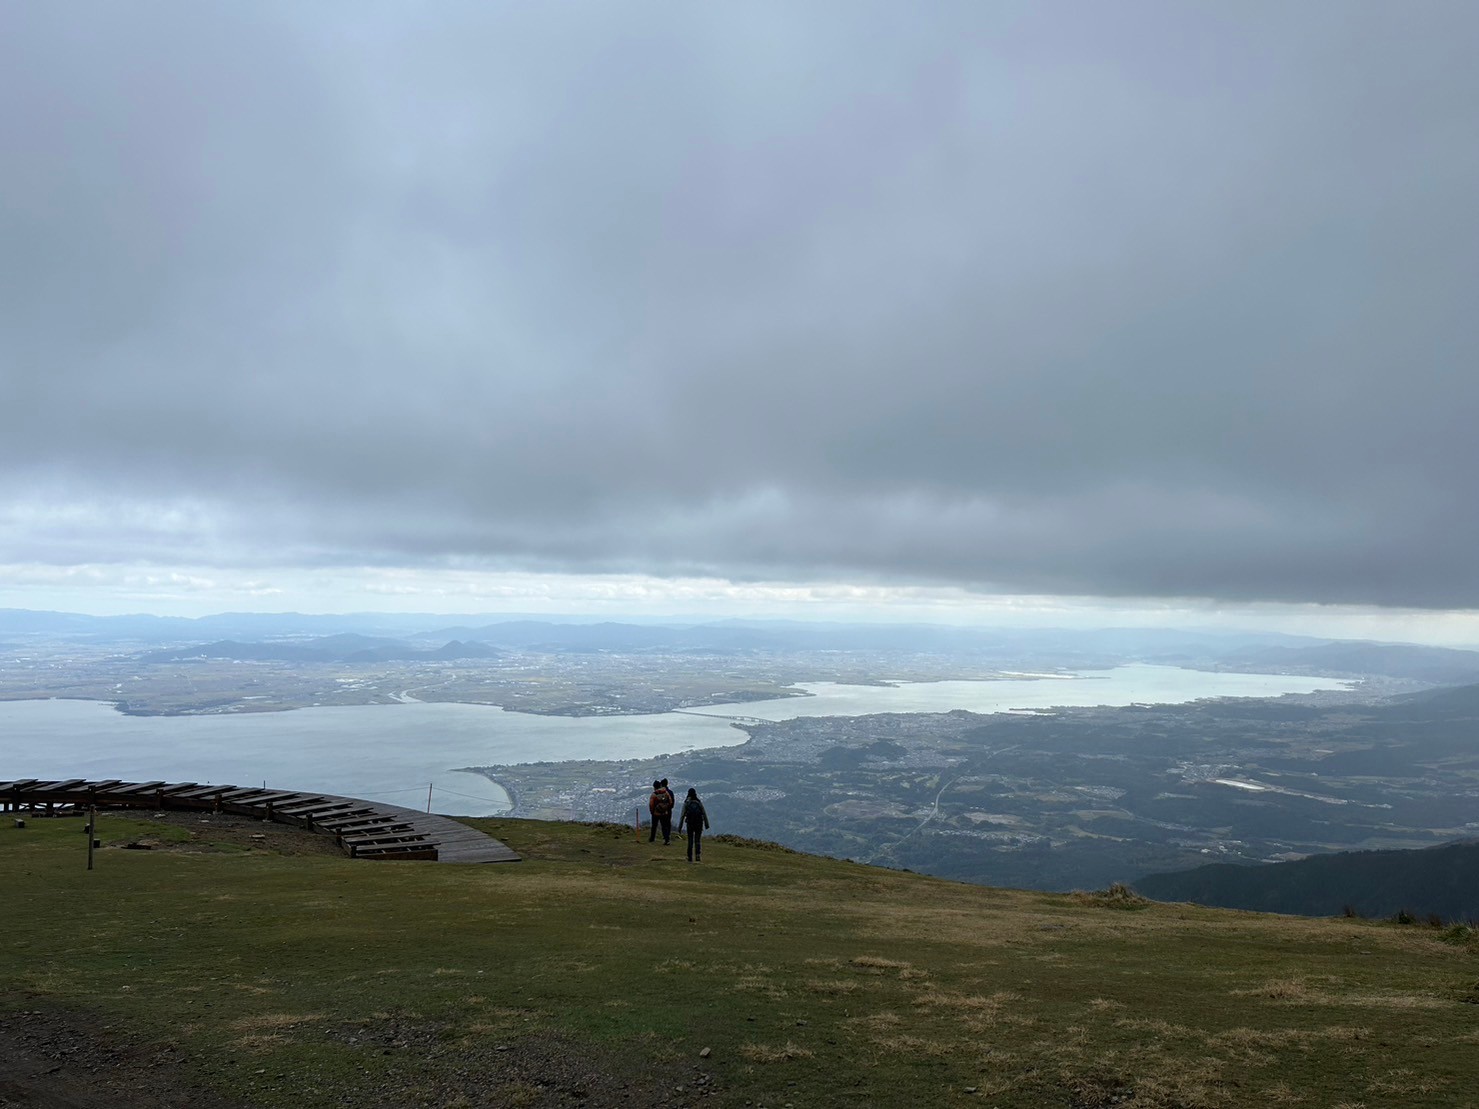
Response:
[0,1005,247,1109]
[106,810,346,856]
[0,1005,713,1108]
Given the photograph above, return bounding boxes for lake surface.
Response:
[0,665,1350,815]
[683,663,1350,720]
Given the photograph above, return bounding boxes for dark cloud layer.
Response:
[3,2,1477,607]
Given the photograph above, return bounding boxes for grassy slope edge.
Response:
[2,814,1477,1108]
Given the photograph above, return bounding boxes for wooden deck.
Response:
[0,778,520,864]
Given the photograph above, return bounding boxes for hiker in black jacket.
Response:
[677,787,709,863]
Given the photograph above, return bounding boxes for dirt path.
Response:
[0,1006,246,1109]
[0,1004,714,1108]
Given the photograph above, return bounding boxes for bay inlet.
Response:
[0,665,1351,815]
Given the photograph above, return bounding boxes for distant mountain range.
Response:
[142,635,502,664]
[1,607,1329,655]
[1135,839,1479,922]
[6,607,1479,682]
[1221,641,1479,684]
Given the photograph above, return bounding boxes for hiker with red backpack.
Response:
[648,778,674,844]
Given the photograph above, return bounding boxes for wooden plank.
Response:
[317,811,401,826]
[273,800,345,816]
[221,791,311,815]
[276,805,367,830]
[97,781,166,796]
[155,782,201,796]
[340,834,425,849]
[216,787,274,802]
[247,791,303,806]
[277,802,361,820]
[340,831,432,846]
[353,846,439,861]
[167,785,230,801]
[320,813,406,827]
[319,817,410,833]
[337,831,417,844]
[31,783,97,802]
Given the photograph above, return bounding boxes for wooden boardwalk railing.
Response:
[0,778,520,864]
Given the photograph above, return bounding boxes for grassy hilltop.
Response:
[3,814,1478,1108]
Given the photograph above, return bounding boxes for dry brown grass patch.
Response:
[1367,1068,1444,1096]
[1261,1082,1304,1104]
[739,1041,814,1063]
[1305,1025,1369,1042]
[1114,1017,1194,1039]
[1232,975,1447,1010]
[1207,1026,1309,1051]
[833,901,1020,947]
[1342,990,1447,1009]
[230,1012,325,1032]
[844,1010,902,1029]
[915,989,1032,1032]
[455,1008,531,1040]
[916,989,1020,1013]
[870,1033,955,1057]
[1230,976,1320,1002]
[732,975,788,1000]
[1116,1073,1233,1108]
[803,978,859,995]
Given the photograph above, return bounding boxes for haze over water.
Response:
[1,666,1351,814]
[686,664,1348,721]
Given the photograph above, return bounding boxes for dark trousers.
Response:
[649,813,671,843]
[685,826,703,860]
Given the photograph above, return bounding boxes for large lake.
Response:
[0,665,1349,815]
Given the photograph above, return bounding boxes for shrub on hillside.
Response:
[1075,882,1150,910]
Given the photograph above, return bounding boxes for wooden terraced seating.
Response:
[1,778,519,865]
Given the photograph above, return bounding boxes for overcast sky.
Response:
[2,2,1477,635]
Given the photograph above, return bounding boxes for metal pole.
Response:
[86,805,95,871]
[426,783,433,814]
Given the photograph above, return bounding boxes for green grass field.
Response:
[3,812,1477,1107]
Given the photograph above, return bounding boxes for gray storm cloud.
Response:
[2,1,1476,607]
